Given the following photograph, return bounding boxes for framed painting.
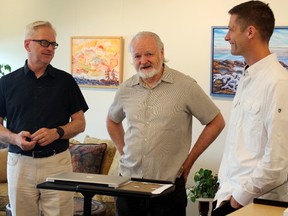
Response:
[211,26,288,97]
[71,36,123,88]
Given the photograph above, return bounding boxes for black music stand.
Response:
[37,177,175,216]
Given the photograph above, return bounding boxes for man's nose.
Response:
[224,33,230,41]
[140,55,148,64]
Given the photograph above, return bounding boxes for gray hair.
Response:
[25,21,56,39]
[129,31,164,53]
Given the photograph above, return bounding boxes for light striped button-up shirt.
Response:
[108,65,220,182]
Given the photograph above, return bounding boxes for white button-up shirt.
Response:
[215,54,288,207]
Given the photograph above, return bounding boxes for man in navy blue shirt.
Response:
[0,21,88,216]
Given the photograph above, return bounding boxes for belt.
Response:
[18,148,67,158]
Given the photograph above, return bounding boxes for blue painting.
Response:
[211,26,288,97]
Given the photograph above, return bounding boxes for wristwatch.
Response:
[56,127,64,139]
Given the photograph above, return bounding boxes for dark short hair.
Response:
[229,0,275,42]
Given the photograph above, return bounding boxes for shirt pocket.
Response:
[229,98,240,124]
[243,100,261,115]
[242,100,262,153]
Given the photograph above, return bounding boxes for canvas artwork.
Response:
[211,26,288,97]
[71,37,123,88]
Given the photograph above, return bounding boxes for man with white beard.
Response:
[106,31,225,216]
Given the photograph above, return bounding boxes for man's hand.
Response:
[31,128,59,146]
[15,131,37,151]
[181,163,190,183]
[230,196,243,209]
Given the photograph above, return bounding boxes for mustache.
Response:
[140,64,152,69]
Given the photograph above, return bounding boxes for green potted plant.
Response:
[187,168,218,216]
[0,64,11,77]
[0,64,12,126]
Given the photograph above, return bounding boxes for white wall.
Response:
[1,0,287,214]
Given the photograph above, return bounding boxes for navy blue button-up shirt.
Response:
[0,61,88,153]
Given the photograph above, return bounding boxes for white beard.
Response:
[138,68,159,79]
[138,62,163,79]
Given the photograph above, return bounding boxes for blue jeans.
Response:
[115,176,187,216]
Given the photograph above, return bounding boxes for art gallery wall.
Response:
[0,0,287,214]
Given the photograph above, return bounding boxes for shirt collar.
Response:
[244,53,277,78]
[23,60,56,78]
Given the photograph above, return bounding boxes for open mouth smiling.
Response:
[141,65,152,70]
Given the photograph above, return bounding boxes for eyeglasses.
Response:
[31,39,59,49]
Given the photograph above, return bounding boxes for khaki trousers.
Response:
[7,150,74,216]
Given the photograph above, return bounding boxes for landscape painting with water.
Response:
[211,26,288,97]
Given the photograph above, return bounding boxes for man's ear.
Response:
[247,26,256,39]
[24,40,31,52]
[161,47,164,61]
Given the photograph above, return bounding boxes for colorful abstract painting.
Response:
[71,37,123,88]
